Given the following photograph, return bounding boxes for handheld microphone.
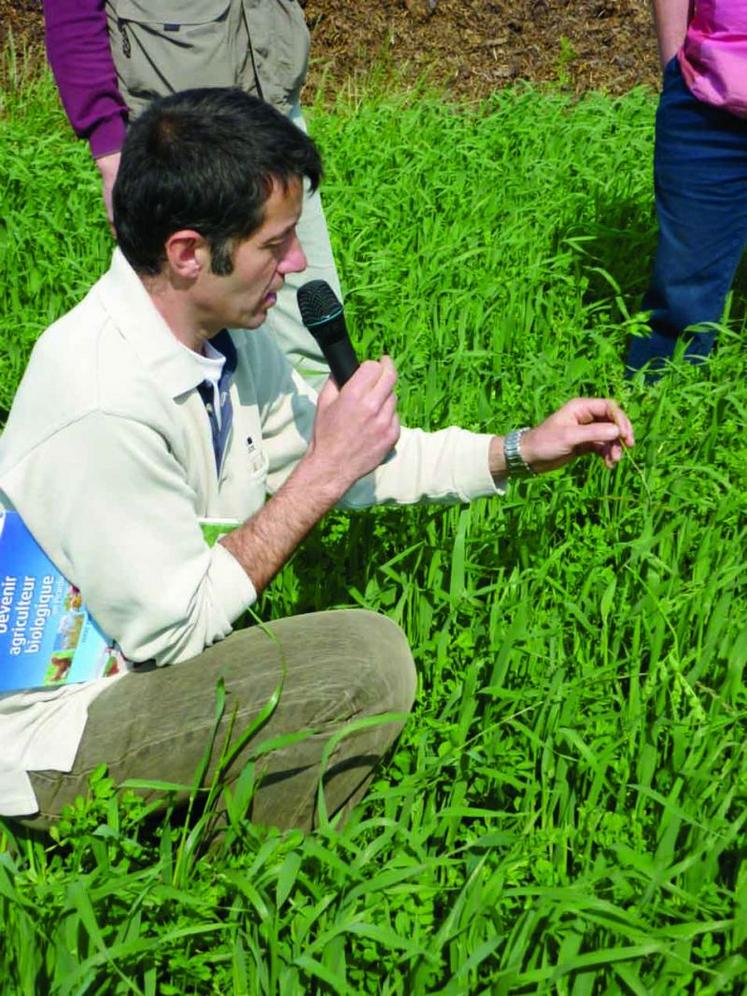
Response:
[297,280,360,387]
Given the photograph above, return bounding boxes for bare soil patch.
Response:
[304,0,659,101]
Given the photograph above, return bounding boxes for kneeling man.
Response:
[0,89,634,829]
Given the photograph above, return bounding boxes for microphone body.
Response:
[297,280,360,387]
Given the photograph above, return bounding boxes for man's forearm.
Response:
[652,0,692,68]
[219,453,345,594]
[221,359,402,591]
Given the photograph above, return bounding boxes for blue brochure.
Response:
[0,509,123,692]
[0,510,237,693]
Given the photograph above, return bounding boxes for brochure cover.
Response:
[0,510,237,693]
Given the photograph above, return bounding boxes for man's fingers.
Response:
[582,437,626,463]
[315,375,340,413]
[565,397,617,420]
[370,355,398,401]
[562,398,635,447]
[344,359,381,391]
[602,401,634,447]
[571,421,623,448]
[343,356,397,412]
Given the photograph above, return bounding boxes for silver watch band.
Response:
[503,427,535,478]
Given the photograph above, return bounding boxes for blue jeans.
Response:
[626,57,747,373]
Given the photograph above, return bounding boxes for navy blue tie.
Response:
[196,330,237,476]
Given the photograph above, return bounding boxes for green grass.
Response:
[1,65,746,994]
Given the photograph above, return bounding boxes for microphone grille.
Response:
[297,279,342,326]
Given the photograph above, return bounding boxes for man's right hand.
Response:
[220,357,400,594]
[305,357,401,497]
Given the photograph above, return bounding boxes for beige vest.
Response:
[104,0,310,117]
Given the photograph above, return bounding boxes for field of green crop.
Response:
[1,50,746,995]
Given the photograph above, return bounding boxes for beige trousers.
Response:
[22,610,416,833]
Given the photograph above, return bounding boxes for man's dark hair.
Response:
[113,88,322,276]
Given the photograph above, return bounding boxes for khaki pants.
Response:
[23,610,416,832]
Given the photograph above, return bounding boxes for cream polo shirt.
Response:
[0,249,503,816]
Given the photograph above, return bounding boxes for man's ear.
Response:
[163,230,211,280]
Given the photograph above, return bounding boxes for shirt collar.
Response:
[93,248,236,399]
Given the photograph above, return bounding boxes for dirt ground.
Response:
[2,0,660,101]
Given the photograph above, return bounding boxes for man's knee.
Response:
[335,610,417,717]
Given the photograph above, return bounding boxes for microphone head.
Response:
[297,279,343,328]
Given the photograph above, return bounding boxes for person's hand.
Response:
[492,398,635,477]
[306,357,401,494]
[95,151,121,229]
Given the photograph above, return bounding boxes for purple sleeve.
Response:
[43,0,128,159]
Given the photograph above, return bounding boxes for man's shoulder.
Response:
[1,279,166,468]
[31,278,111,364]
[231,325,284,388]
[27,279,149,405]
[231,325,314,409]
[231,324,285,364]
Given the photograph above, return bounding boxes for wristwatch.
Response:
[503,427,535,478]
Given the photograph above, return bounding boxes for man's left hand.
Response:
[490,398,635,478]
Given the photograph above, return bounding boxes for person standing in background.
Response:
[626,0,747,375]
[42,0,339,387]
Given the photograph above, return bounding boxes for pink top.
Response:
[678,0,747,117]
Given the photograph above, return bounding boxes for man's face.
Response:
[195,176,306,333]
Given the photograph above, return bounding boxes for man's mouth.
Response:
[264,281,283,306]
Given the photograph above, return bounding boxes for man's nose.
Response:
[281,234,307,275]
